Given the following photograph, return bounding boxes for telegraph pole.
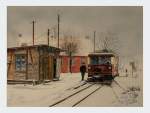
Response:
[32,20,35,46]
[47,29,50,46]
[94,31,96,52]
[57,14,60,48]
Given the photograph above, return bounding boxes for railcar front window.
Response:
[90,56,111,65]
[90,57,99,65]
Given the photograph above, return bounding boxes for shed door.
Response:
[42,55,54,80]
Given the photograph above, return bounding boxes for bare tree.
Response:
[97,31,121,54]
[61,35,79,73]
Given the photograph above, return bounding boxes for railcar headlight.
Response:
[88,66,91,69]
[108,66,112,69]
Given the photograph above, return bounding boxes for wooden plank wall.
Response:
[7,50,15,80]
[48,55,54,80]
[7,47,56,82]
[7,48,40,81]
[27,48,39,80]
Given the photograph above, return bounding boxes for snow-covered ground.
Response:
[7,72,142,107]
[7,73,88,107]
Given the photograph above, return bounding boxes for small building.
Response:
[7,45,62,84]
[60,56,88,73]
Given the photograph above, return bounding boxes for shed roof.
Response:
[7,44,64,52]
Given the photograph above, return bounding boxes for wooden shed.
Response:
[7,45,62,84]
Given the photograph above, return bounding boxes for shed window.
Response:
[15,54,26,71]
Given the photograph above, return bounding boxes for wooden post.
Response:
[38,48,41,82]
[32,20,35,46]
[69,51,72,73]
[94,31,96,52]
[48,29,50,46]
[26,48,28,80]
[57,14,60,48]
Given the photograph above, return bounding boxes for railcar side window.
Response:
[15,54,26,72]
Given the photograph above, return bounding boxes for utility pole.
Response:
[47,29,50,46]
[57,14,60,48]
[32,20,35,46]
[94,31,96,52]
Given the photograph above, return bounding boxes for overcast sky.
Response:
[7,6,143,59]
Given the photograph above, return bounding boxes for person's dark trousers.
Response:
[81,72,85,81]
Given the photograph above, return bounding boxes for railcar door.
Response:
[111,56,119,76]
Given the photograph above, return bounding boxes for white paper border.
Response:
[0,0,146,113]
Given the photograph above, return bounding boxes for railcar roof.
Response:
[88,52,116,56]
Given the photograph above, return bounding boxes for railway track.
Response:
[49,83,102,107]
[67,81,87,90]
[49,79,127,107]
[72,85,102,107]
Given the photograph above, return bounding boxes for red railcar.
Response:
[87,52,119,81]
